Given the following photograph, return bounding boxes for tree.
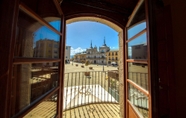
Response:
[85,60,89,71]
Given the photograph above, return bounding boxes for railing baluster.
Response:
[77,72,81,117]
[107,74,109,102]
[65,73,69,117]
[133,84,135,105]
[101,71,103,103]
[111,77,113,103]
[81,72,83,106]
[103,72,106,103]
[115,77,117,103]
[70,73,73,118]
[92,71,93,104]
[98,71,100,102]
[74,72,77,117]
[95,72,97,102]
[85,71,87,104]
[146,73,148,90]
[136,72,138,87]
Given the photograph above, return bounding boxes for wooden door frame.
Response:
[124,0,153,117]
[0,0,19,117]
[0,0,64,117]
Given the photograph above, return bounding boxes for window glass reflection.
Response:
[49,20,61,32]
[127,22,146,39]
[128,83,149,118]
[11,63,59,114]
[128,33,147,59]
[128,62,148,90]
[15,10,60,58]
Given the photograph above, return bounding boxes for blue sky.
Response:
[127,22,146,46]
[34,20,146,56]
[34,21,60,41]
[66,21,119,55]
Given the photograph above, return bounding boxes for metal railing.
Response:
[128,83,149,118]
[128,72,149,118]
[128,72,148,90]
[63,71,119,111]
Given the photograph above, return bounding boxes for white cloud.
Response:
[71,47,86,55]
[110,46,119,50]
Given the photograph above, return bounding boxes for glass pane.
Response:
[23,91,58,118]
[15,10,60,58]
[128,33,147,59]
[128,62,148,90]
[11,63,59,114]
[128,83,149,118]
[127,22,146,39]
[49,20,61,32]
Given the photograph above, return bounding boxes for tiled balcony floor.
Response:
[24,101,57,118]
[24,102,120,118]
[63,103,120,118]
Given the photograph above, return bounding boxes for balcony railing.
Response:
[63,71,120,117]
[128,72,149,118]
[28,70,148,118]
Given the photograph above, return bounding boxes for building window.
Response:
[54,50,58,53]
[48,44,52,47]
[54,44,58,48]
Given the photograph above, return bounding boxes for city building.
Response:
[73,52,86,63]
[34,39,71,64]
[65,46,71,63]
[86,39,110,65]
[34,39,59,58]
[131,43,147,59]
[106,50,119,65]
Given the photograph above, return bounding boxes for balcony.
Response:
[26,69,148,118]
[63,71,120,117]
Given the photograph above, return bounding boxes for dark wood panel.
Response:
[20,0,60,17]
[155,5,176,118]
[0,0,19,117]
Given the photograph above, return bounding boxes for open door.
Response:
[125,0,151,117]
[9,1,65,118]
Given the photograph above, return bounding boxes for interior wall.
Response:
[163,0,186,117]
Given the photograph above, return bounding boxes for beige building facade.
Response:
[73,40,120,65]
[106,50,119,65]
[65,46,71,63]
[131,43,147,59]
[86,40,110,65]
[74,53,86,63]
[34,39,59,59]
[34,39,71,65]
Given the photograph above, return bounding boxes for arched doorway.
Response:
[65,16,125,117]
